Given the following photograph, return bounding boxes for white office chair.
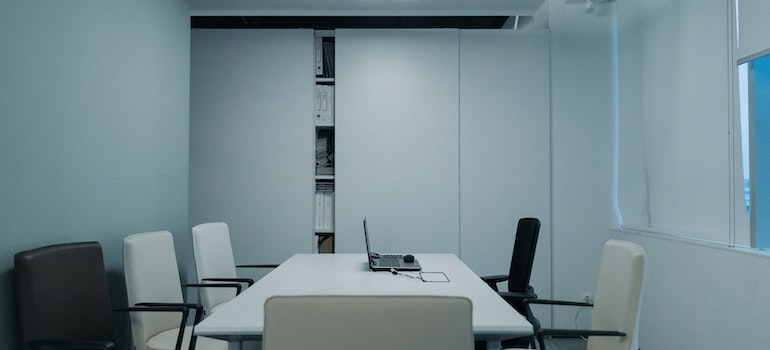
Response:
[123,230,227,350]
[524,239,646,350]
[191,222,278,315]
[262,295,474,350]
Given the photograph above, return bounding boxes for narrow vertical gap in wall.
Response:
[457,32,463,259]
[728,0,738,247]
[547,33,555,326]
[611,4,623,228]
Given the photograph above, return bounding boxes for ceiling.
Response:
[189,0,619,36]
[192,16,518,29]
[190,0,547,29]
[190,0,547,17]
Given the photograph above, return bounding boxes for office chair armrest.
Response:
[202,277,255,287]
[116,304,192,350]
[124,302,209,350]
[116,304,189,316]
[237,264,280,269]
[523,298,593,308]
[540,328,626,338]
[498,291,538,303]
[28,340,116,350]
[498,291,537,298]
[133,302,205,325]
[520,300,625,344]
[185,282,242,295]
[480,274,508,291]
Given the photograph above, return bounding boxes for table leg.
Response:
[486,339,502,350]
[227,339,262,350]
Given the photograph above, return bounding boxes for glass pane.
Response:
[752,54,770,248]
[740,63,750,217]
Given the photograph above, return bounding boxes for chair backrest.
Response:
[263,295,474,350]
[192,222,238,314]
[507,217,541,293]
[14,242,115,350]
[123,230,185,350]
[588,239,646,350]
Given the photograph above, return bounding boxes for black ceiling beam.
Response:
[191,16,510,29]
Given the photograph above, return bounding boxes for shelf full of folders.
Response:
[315,32,335,127]
[315,128,334,177]
[315,182,334,233]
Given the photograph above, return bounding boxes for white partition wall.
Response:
[334,29,461,254]
[458,30,551,296]
[189,29,315,266]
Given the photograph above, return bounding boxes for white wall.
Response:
[335,32,554,322]
[458,30,552,323]
[0,1,191,348]
[189,29,316,273]
[334,29,462,254]
[613,232,770,348]
[549,32,617,329]
[189,29,555,331]
[545,0,618,331]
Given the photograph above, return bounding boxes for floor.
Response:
[474,337,587,350]
[542,337,587,350]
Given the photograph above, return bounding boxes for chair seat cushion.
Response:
[210,302,227,314]
[147,326,227,350]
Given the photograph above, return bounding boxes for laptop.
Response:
[363,218,421,271]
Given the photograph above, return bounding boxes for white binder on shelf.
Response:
[323,191,334,230]
[326,85,334,125]
[315,85,323,125]
[315,182,334,231]
[315,36,323,76]
[315,191,325,231]
[315,85,334,126]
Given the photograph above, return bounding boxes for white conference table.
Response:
[194,253,532,350]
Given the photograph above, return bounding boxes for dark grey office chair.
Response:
[15,241,207,350]
[15,242,117,350]
[480,217,541,349]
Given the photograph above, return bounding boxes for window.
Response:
[615,0,770,251]
[616,0,738,243]
[740,53,770,248]
[616,0,752,247]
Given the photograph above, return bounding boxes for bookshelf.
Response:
[315,30,335,253]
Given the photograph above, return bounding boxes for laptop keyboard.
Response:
[377,257,401,267]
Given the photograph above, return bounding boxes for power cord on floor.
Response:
[574,305,590,341]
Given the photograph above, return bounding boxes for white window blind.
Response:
[736,0,770,64]
[616,0,748,243]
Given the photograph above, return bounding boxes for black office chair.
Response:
[14,242,117,350]
[480,217,541,349]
